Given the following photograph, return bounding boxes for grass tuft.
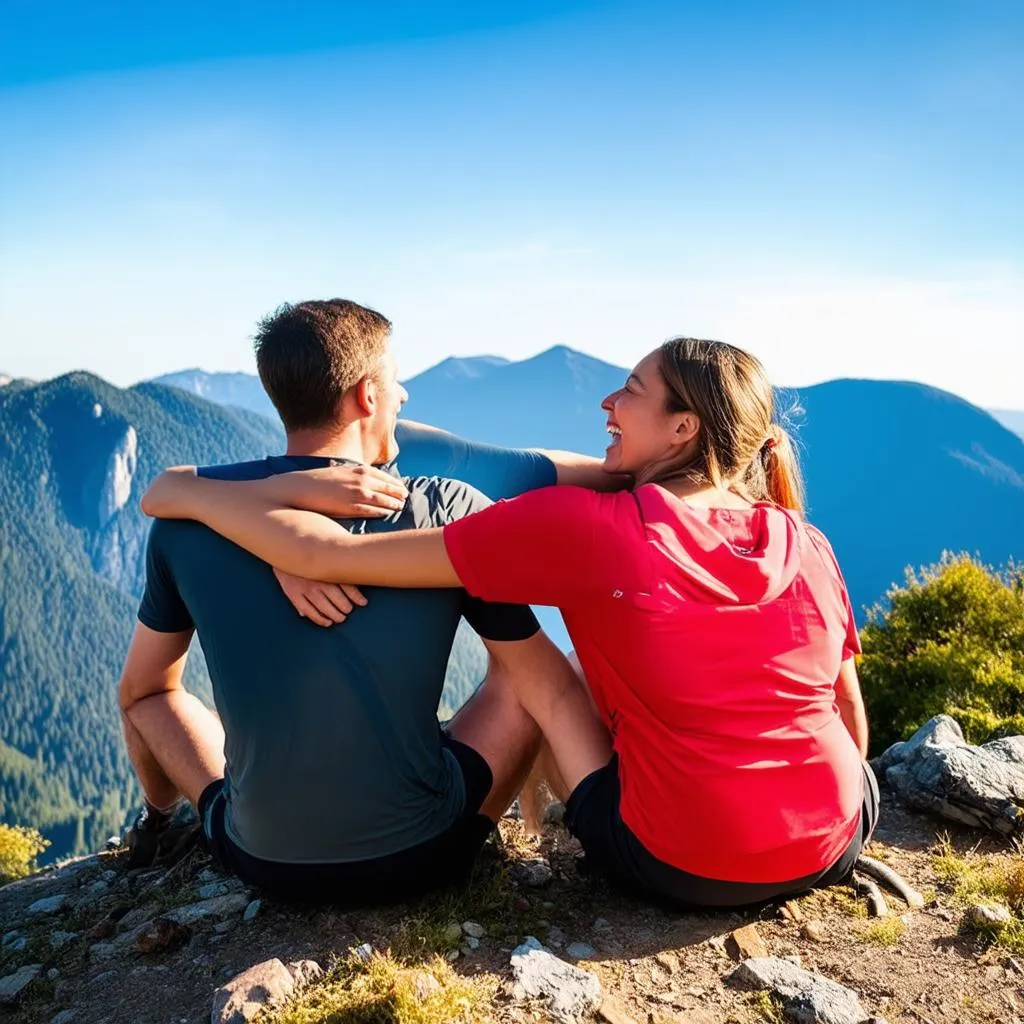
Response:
[266,949,495,1024]
[932,834,1024,953]
[859,916,906,945]
[748,989,785,1023]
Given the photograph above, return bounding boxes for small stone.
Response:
[708,934,728,954]
[133,918,191,955]
[547,925,565,947]
[27,894,69,916]
[286,960,323,989]
[510,937,602,1024]
[650,966,669,987]
[211,958,296,1024]
[566,942,596,959]
[597,996,640,1024]
[352,943,374,962]
[409,970,442,1002]
[1,931,22,947]
[100,870,117,883]
[801,920,828,942]
[515,858,554,888]
[462,920,486,939]
[779,899,804,922]
[51,1011,77,1024]
[686,985,706,997]
[443,921,463,943]
[243,899,262,922]
[199,882,231,899]
[465,936,480,950]
[727,922,769,960]
[543,800,566,824]
[162,892,249,926]
[90,970,116,985]
[86,880,109,896]
[444,949,459,962]
[105,835,122,850]
[116,904,158,932]
[0,964,42,1006]
[50,930,78,949]
[515,898,531,911]
[592,917,612,931]
[654,951,678,973]
[46,968,60,981]
[89,942,116,960]
[8,936,27,952]
[213,922,234,935]
[964,904,1013,933]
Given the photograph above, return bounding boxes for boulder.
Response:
[872,715,1024,836]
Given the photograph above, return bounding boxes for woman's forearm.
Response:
[141,468,460,588]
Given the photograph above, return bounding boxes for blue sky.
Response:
[1,1,1021,408]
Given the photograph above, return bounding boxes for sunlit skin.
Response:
[601,349,705,485]
[369,347,409,464]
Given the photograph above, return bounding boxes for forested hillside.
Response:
[0,374,283,858]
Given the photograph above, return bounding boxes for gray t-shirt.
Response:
[138,456,539,863]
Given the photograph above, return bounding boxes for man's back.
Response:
[139,456,535,863]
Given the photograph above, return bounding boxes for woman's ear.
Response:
[671,410,701,449]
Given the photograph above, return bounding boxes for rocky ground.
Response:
[1,790,1022,1024]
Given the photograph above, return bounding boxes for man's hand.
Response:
[273,568,367,627]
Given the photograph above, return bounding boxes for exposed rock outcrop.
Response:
[872,715,1024,836]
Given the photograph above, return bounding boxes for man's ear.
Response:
[353,374,376,417]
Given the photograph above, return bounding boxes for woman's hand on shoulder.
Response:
[273,568,368,627]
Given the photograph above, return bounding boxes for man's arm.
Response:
[118,623,192,713]
[835,657,869,758]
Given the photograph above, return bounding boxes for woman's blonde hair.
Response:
[654,337,804,512]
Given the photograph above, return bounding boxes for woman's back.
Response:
[445,482,864,882]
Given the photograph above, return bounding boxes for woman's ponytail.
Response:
[761,424,804,513]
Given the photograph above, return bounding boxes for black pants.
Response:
[198,735,494,907]
[565,757,880,909]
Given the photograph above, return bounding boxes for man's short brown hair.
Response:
[254,299,392,431]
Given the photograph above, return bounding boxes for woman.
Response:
[144,337,876,908]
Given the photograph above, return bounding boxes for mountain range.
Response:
[1,351,1022,860]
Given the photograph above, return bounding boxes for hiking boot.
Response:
[123,801,201,870]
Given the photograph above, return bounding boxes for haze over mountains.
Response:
[1,350,1022,862]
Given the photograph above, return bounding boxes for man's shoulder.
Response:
[403,476,491,527]
[197,459,275,481]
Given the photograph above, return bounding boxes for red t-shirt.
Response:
[444,484,863,883]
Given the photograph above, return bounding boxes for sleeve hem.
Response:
[137,610,194,634]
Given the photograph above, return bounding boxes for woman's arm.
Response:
[142,467,461,588]
[835,657,869,758]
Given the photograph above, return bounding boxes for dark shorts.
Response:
[198,733,495,907]
[565,756,880,910]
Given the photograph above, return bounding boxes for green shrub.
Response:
[0,823,49,885]
[859,554,1024,754]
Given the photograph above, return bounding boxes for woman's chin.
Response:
[603,447,625,473]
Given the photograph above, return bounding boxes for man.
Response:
[118,298,605,905]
